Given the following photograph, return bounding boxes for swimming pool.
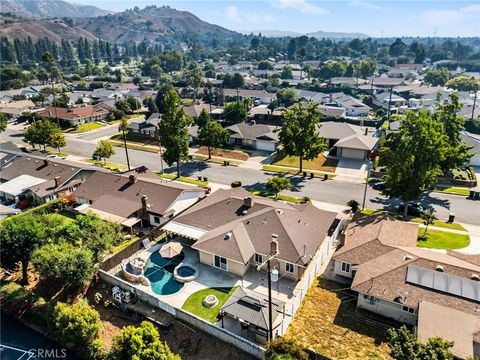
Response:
[144,251,185,295]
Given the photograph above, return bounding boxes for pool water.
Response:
[144,251,185,295]
[177,265,196,277]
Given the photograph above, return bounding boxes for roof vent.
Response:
[224,232,232,240]
[275,209,283,215]
[404,255,414,261]
[242,210,248,215]
[435,265,444,272]
[472,274,480,281]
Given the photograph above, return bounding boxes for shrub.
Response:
[265,337,308,360]
[231,180,242,188]
[347,199,360,213]
[51,300,102,358]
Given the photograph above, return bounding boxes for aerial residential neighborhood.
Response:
[0,0,479,359]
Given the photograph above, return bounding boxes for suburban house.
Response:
[127,113,161,139]
[38,105,110,127]
[182,103,221,119]
[163,188,339,281]
[373,92,407,110]
[318,105,347,118]
[0,155,94,207]
[317,121,379,159]
[330,77,367,87]
[460,132,480,167]
[0,100,36,120]
[331,214,480,359]
[227,122,279,152]
[223,89,276,104]
[71,168,205,232]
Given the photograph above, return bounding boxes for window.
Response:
[363,294,378,305]
[341,262,351,273]
[214,255,227,271]
[255,254,263,264]
[401,305,416,314]
[153,216,160,224]
[285,262,294,273]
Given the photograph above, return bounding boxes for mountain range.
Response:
[240,29,370,39]
[1,0,112,18]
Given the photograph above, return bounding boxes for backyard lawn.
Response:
[285,278,392,359]
[271,151,338,173]
[182,287,238,323]
[417,229,470,249]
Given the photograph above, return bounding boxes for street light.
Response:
[257,234,279,342]
[362,160,373,210]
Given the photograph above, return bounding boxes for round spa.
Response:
[174,264,199,283]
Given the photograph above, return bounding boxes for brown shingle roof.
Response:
[72,171,199,218]
[38,105,109,121]
[333,214,418,265]
[352,247,480,315]
[175,188,337,265]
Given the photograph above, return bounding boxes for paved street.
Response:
[2,126,479,225]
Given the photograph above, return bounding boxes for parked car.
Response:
[398,202,424,216]
[46,154,59,159]
[372,181,386,190]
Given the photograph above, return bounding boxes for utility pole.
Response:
[386,86,393,121]
[472,90,478,122]
[157,123,164,174]
[236,88,240,105]
[362,160,372,210]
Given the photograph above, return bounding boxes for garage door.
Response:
[256,140,276,152]
[341,148,365,159]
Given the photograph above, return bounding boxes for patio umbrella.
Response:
[159,242,183,258]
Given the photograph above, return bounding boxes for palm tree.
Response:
[118,118,131,170]
[421,209,437,237]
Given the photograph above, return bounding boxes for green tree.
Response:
[158,90,192,177]
[196,108,210,128]
[387,326,453,360]
[108,321,180,360]
[143,96,158,114]
[198,118,228,159]
[258,60,273,70]
[382,111,448,217]
[31,243,94,288]
[266,176,292,198]
[265,337,308,360]
[47,127,66,154]
[281,65,293,80]
[0,213,47,284]
[424,69,450,86]
[420,209,437,237]
[223,101,247,125]
[118,118,131,170]
[185,66,204,100]
[279,103,326,172]
[276,88,298,107]
[23,119,58,150]
[155,83,175,113]
[435,92,473,172]
[389,38,406,57]
[93,140,115,165]
[0,113,7,133]
[446,76,480,92]
[51,300,102,359]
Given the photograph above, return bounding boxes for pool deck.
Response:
[109,240,298,310]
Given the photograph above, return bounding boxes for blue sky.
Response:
[71,0,480,37]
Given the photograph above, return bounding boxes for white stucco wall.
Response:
[356,293,417,325]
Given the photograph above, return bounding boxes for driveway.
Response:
[334,159,367,182]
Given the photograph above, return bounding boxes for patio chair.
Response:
[142,238,152,249]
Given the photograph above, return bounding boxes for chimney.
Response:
[329,93,333,103]
[270,234,279,255]
[364,128,368,136]
[141,195,149,210]
[244,196,253,208]
[129,175,137,183]
[43,159,49,166]
[54,176,60,188]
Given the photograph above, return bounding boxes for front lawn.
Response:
[109,140,160,153]
[195,147,249,161]
[68,122,104,133]
[272,151,338,173]
[434,186,471,196]
[157,173,208,187]
[182,287,238,323]
[262,165,336,178]
[83,159,127,172]
[410,218,466,231]
[247,189,306,204]
[285,278,392,359]
[417,229,470,249]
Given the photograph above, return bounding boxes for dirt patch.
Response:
[86,281,255,360]
[196,147,249,161]
[272,151,338,173]
[286,278,393,360]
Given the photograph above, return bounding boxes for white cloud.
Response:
[272,0,329,15]
[348,1,391,12]
[420,3,480,28]
[224,5,276,24]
